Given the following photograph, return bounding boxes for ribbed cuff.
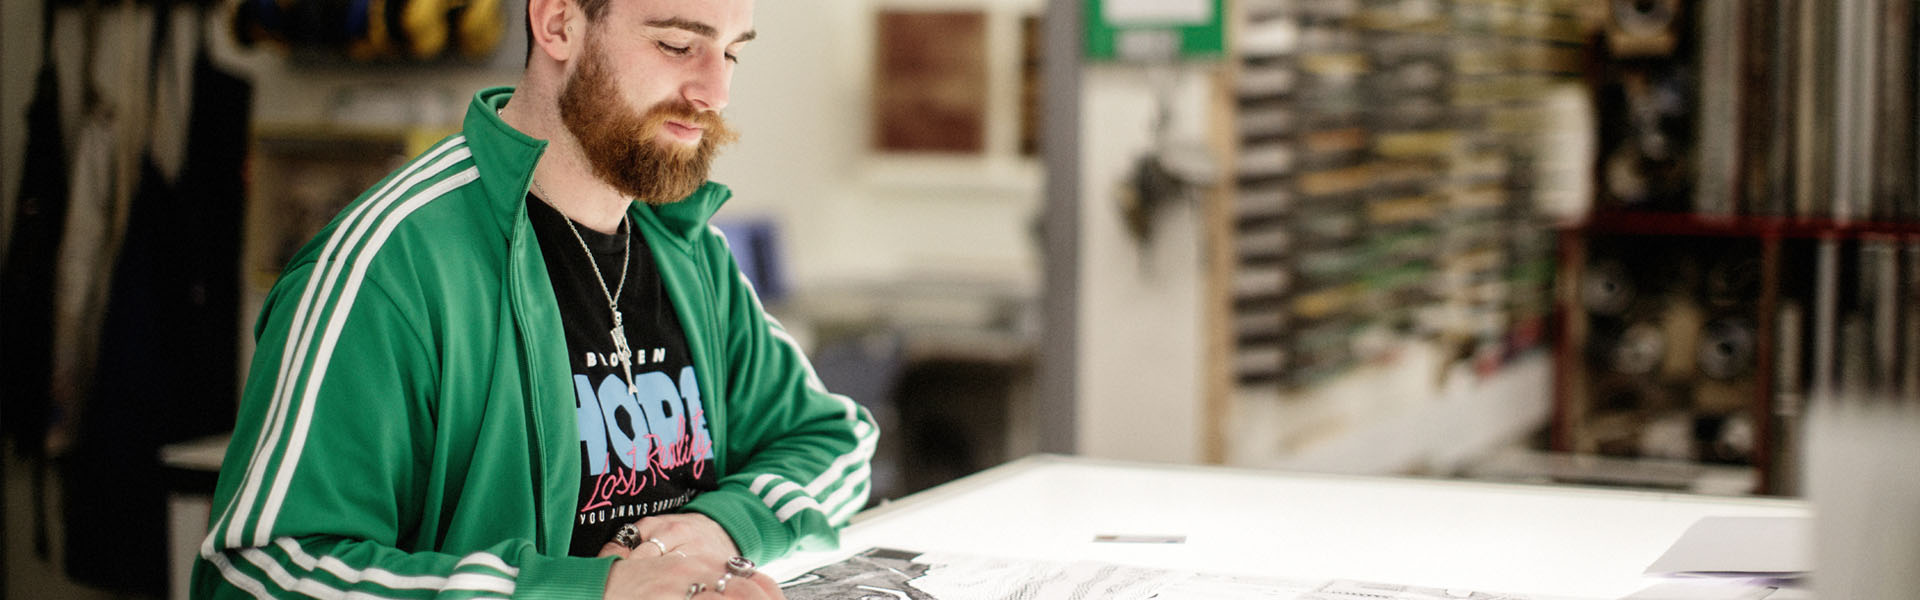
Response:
[513,554,616,600]
[685,488,793,565]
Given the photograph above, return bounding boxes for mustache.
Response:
[640,101,740,146]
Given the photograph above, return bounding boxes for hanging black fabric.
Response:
[61,19,254,594]
[2,3,70,464]
[0,22,71,569]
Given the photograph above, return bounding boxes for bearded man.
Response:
[190,1,875,598]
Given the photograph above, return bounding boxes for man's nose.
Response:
[683,51,731,112]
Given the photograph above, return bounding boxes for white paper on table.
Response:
[779,548,1552,600]
[1622,581,1783,600]
[1644,517,1810,577]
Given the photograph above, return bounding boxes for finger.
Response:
[643,516,741,560]
[632,524,668,556]
[639,515,705,547]
[698,578,756,600]
[708,577,763,600]
[604,552,708,600]
[637,537,671,558]
[635,516,685,546]
[731,571,782,600]
[682,582,714,600]
[595,541,632,560]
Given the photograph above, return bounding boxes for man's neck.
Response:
[498,88,633,235]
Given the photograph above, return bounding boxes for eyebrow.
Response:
[645,17,757,44]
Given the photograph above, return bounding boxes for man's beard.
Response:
[558,37,739,205]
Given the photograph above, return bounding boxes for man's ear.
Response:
[526,0,581,62]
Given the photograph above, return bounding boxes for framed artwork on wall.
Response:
[873,9,990,154]
[858,0,1045,196]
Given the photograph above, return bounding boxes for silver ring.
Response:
[610,523,641,549]
[685,582,706,599]
[725,555,757,577]
[645,537,669,556]
[714,572,734,593]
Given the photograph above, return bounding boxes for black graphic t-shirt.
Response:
[526,195,716,557]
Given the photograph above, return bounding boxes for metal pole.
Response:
[1814,238,1839,398]
[1037,0,1082,454]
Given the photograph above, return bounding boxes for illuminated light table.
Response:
[761,455,1809,599]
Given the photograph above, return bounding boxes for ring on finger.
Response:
[610,523,641,549]
[725,556,757,578]
[645,537,669,556]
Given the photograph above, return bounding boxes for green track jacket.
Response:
[191,87,877,599]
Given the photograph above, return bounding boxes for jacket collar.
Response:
[463,87,734,245]
[465,87,546,239]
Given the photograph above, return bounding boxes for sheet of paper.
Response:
[778,547,1549,600]
[1623,582,1783,600]
[1644,516,1810,577]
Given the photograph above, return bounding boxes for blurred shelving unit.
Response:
[1556,212,1920,490]
[1205,0,1581,471]
[1552,0,1920,496]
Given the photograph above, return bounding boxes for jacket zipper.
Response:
[508,218,549,550]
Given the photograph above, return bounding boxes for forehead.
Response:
[608,0,755,35]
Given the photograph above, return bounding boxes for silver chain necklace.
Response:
[532,179,638,394]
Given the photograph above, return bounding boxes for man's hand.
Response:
[600,546,784,600]
[601,513,742,561]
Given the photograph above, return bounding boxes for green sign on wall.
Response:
[1085,0,1225,61]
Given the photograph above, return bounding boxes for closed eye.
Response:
[658,42,691,56]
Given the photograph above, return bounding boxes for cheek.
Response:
[627,83,681,112]
[601,55,684,108]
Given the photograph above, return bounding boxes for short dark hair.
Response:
[524,0,614,64]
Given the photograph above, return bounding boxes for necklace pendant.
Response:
[540,181,641,394]
[609,310,638,395]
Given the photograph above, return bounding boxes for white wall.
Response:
[713,0,1043,288]
[723,1,1227,465]
[1073,63,1216,464]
